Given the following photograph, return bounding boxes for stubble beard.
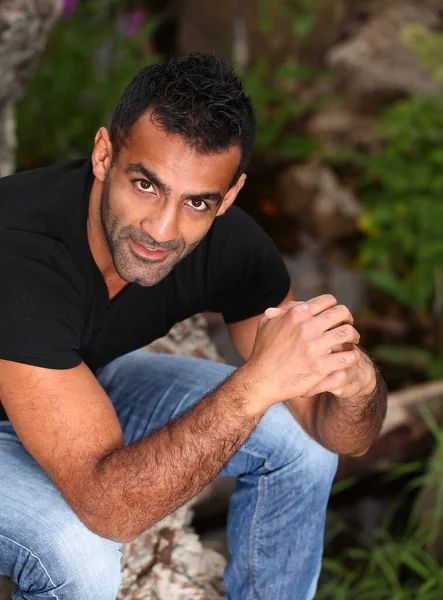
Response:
[100,174,199,287]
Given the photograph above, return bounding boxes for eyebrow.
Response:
[125,162,223,206]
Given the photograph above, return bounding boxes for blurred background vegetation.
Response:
[12,0,443,596]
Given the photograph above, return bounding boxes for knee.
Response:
[2,517,121,599]
[253,403,338,490]
[298,433,338,494]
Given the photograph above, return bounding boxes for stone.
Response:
[0,0,61,176]
[326,0,441,101]
[307,107,383,154]
[118,499,226,600]
[144,313,225,363]
[277,161,361,241]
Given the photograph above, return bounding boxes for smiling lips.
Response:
[130,238,169,261]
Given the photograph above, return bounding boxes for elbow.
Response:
[66,489,142,543]
[77,510,141,543]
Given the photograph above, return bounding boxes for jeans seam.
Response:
[0,533,59,599]
[241,445,304,472]
[249,474,264,600]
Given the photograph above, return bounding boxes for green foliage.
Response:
[402,23,443,85]
[16,0,159,169]
[358,95,443,313]
[242,0,323,161]
[243,59,322,159]
[318,409,443,598]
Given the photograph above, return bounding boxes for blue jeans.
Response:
[0,351,338,599]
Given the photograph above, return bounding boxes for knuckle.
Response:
[334,325,350,339]
[293,302,310,315]
[334,370,347,385]
[338,304,353,323]
[336,352,351,365]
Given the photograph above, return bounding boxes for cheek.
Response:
[180,214,215,247]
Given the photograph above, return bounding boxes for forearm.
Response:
[309,367,387,455]
[80,368,263,542]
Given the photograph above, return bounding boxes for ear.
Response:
[216,174,247,217]
[91,127,113,183]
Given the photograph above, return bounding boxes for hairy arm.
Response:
[0,359,262,542]
[228,291,387,456]
[1,293,374,541]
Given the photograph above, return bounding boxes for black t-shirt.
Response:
[0,158,290,420]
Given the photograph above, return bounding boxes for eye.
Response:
[134,179,155,194]
[186,199,210,212]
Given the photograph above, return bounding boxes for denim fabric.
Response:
[0,351,338,599]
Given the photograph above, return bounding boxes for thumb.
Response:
[264,301,305,320]
[264,307,286,320]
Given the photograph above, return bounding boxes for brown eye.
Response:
[186,198,209,212]
[135,179,154,193]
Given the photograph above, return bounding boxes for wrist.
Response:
[229,363,271,417]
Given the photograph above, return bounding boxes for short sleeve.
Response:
[205,207,291,323]
[0,231,83,369]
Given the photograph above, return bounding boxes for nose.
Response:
[140,202,179,244]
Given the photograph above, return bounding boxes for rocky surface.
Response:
[326,1,440,101]
[277,161,361,242]
[118,499,226,600]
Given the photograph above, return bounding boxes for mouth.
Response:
[130,238,170,261]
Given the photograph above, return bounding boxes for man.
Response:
[0,53,386,599]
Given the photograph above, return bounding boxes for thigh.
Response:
[0,422,121,600]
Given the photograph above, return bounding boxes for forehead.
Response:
[117,112,241,190]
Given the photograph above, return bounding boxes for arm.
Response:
[0,359,263,543]
[228,291,387,456]
[0,296,359,542]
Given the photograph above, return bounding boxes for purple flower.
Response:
[124,9,146,37]
[63,0,78,18]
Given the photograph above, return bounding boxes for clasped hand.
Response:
[246,294,376,407]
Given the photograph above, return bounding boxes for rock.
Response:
[118,499,226,600]
[307,107,383,154]
[326,0,440,101]
[0,0,61,176]
[277,162,361,241]
[283,235,365,314]
[144,314,225,363]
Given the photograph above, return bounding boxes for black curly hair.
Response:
[109,53,256,184]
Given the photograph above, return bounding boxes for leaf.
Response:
[292,13,314,38]
[372,345,434,369]
[364,270,416,308]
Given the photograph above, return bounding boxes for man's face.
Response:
[100,113,243,287]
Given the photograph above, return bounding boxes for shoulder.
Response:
[0,158,92,239]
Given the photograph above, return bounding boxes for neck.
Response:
[87,178,128,300]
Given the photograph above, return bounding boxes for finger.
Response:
[319,325,360,353]
[304,294,338,317]
[309,304,354,337]
[264,301,302,319]
[266,295,339,321]
[303,370,348,397]
[319,349,359,375]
